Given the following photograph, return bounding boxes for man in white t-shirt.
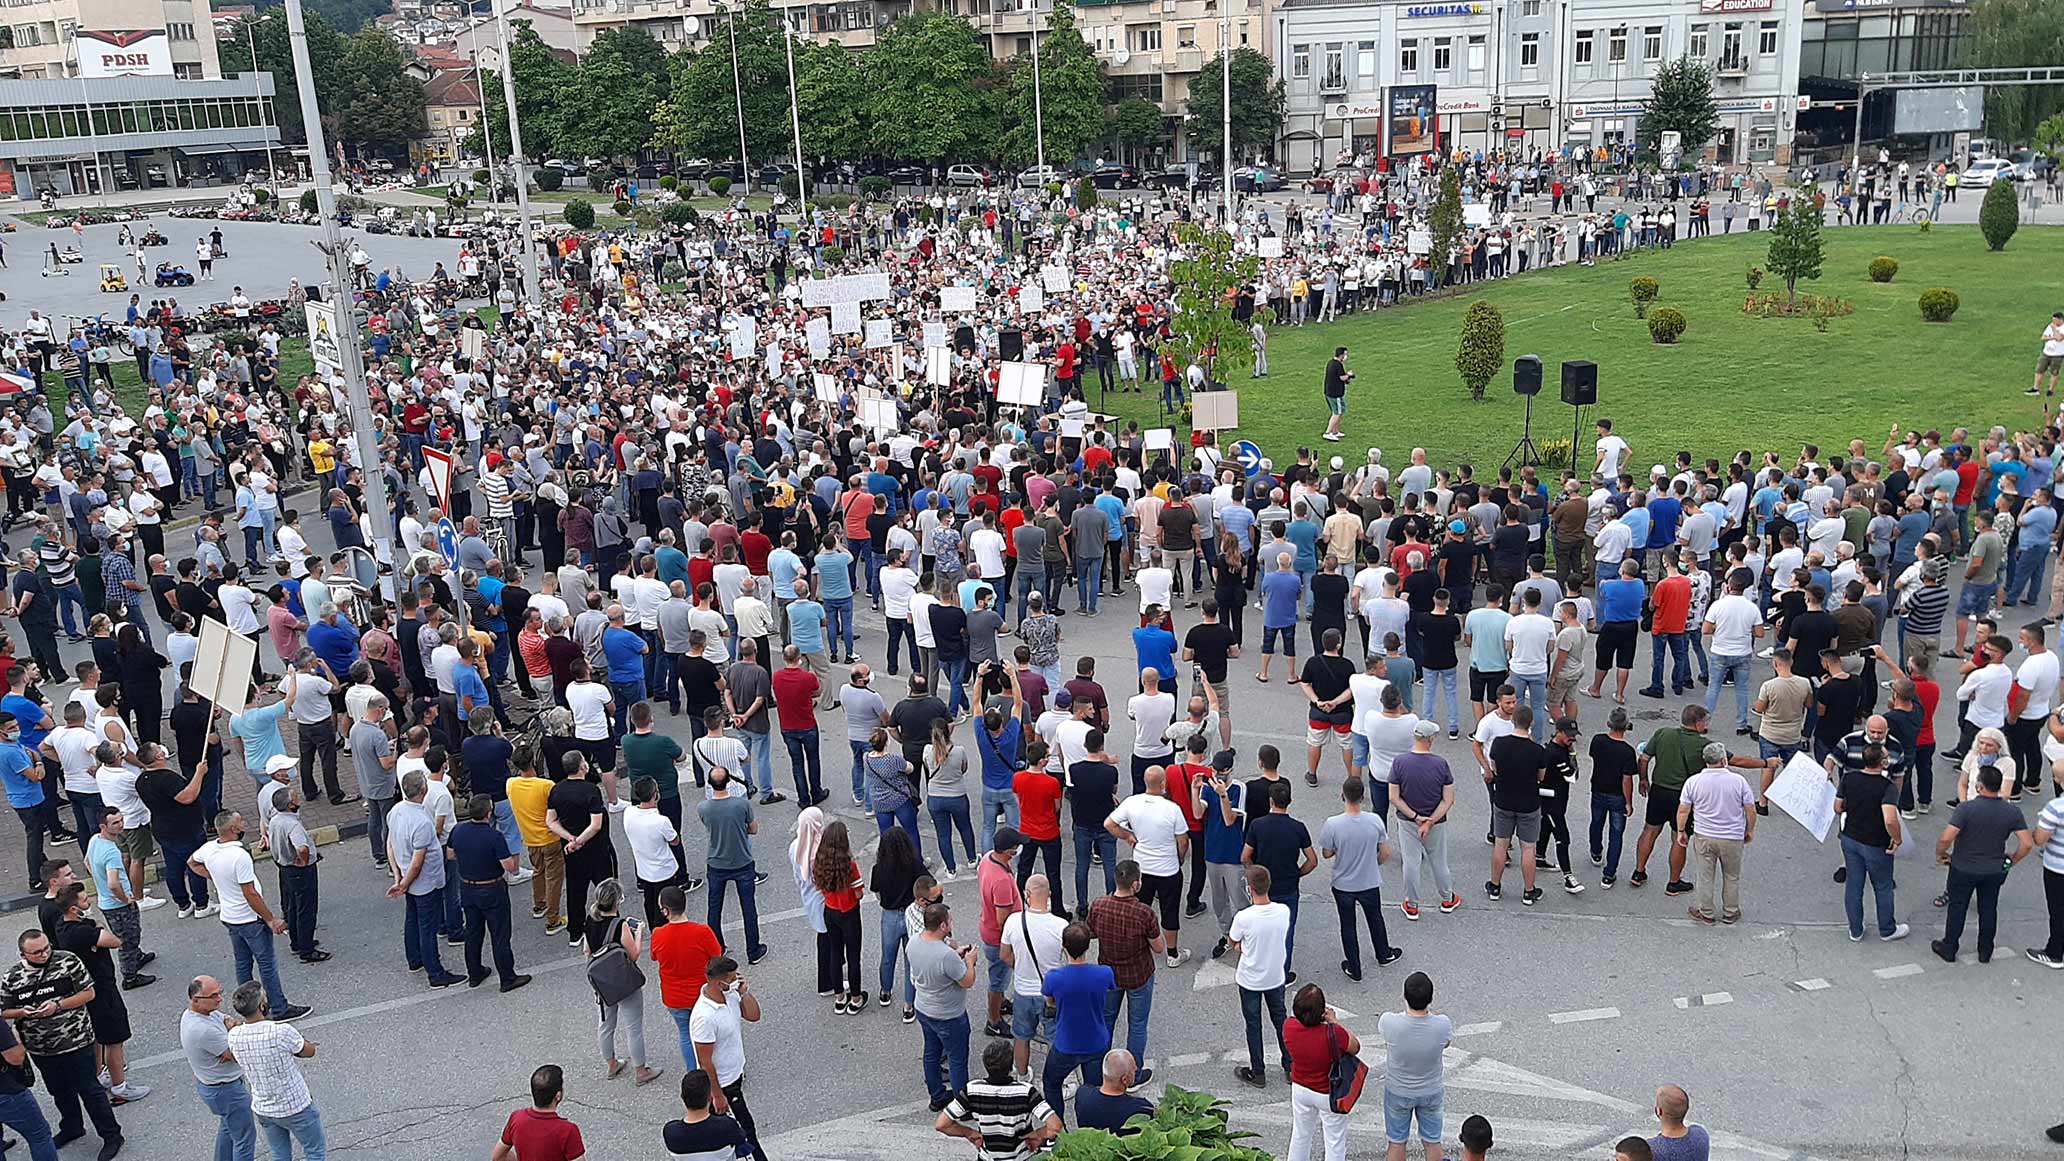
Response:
[1701,569,1764,734]
[690,957,766,1150]
[2032,310,2064,397]
[1106,766,1192,964]
[1227,865,1291,1088]
[1125,672,1176,796]
[2009,624,2060,785]
[190,811,309,1019]
[996,873,1068,1077]
[1503,588,1557,741]
[1593,419,1628,482]
[622,775,681,926]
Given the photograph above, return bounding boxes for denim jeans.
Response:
[1648,632,1691,692]
[879,906,915,1003]
[739,729,774,796]
[0,1085,57,1161]
[875,801,924,859]
[1588,793,1628,876]
[885,618,920,674]
[781,728,824,802]
[826,596,855,657]
[980,787,1020,854]
[848,740,869,801]
[1509,673,1547,739]
[1073,823,1117,903]
[1015,569,1043,623]
[940,656,970,717]
[1420,668,1459,730]
[918,1011,971,1102]
[159,828,212,911]
[1238,984,1289,1075]
[227,919,290,1012]
[1333,886,1396,975]
[1940,866,2006,959]
[257,1102,327,1161]
[196,1078,259,1161]
[491,800,528,872]
[609,678,646,737]
[1841,834,1898,937]
[2009,547,2049,606]
[403,888,451,978]
[1704,652,1754,730]
[668,1004,697,1071]
[929,794,977,872]
[707,862,765,957]
[1041,1048,1104,1126]
[1075,556,1103,613]
[50,581,85,637]
[1101,976,1155,1063]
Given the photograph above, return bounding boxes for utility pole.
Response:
[728,0,750,194]
[490,0,541,304]
[781,13,808,223]
[282,0,393,564]
[251,26,279,189]
[1031,16,1045,180]
[1220,13,1232,225]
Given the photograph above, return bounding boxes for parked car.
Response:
[1962,158,2019,188]
[1234,165,1285,193]
[1090,164,1139,189]
[676,158,711,182]
[945,164,992,188]
[755,163,798,187]
[886,165,927,186]
[707,160,746,183]
[2009,149,2046,182]
[1143,165,1193,189]
[1016,164,1063,189]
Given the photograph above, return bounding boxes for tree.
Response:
[1455,301,1506,402]
[1765,186,1825,302]
[307,0,390,34]
[468,19,575,162]
[1185,48,1285,162]
[1165,223,1257,388]
[794,41,870,161]
[1108,97,1164,159]
[1980,176,2020,250]
[1962,0,2064,144]
[864,12,999,163]
[998,1,1103,167]
[557,27,667,161]
[1638,56,1720,160]
[334,27,425,156]
[1427,166,1463,284]
[2038,111,2064,161]
[223,10,346,147]
[654,0,795,162]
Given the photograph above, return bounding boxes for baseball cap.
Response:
[265,755,296,775]
[1552,716,1581,736]
[992,825,1024,852]
[1448,520,1467,534]
[1412,719,1440,739]
[1054,690,1074,708]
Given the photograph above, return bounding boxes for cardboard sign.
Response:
[863,318,894,349]
[190,618,257,716]
[1040,264,1069,293]
[1257,236,1284,259]
[812,372,840,402]
[1192,391,1240,431]
[922,321,948,349]
[925,347,953,388]
[996,361,1046,407]
[940,286,977,313]
[830,301,862,335]
[806,317,830,358]
[1144,427,1174,451]
[1019,285,1045,314]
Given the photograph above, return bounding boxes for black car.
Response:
[675,159,711,183]
[886,165,927,186]
[1091,164,1139,190]
[708,160,746,183]
[755,163,797,187]
[1144,165,1193,189]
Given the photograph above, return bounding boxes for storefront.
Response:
[0,73,279,199]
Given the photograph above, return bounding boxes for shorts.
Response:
[115,824,156,863]
[983,941,1008,992]
[1306,721,1353,748]
[1596,620,1639,669]
[1209,679,1231,715]
[1491,807,1542,844]
[1955,581,1998,617]
[2040,352,2064,375]
[1468,667,1509,702]
[86,996,131,1046]
[1547,671,1582,706]
[1350,731,1371,770]
[1262,624,1297,657]
[1644,786,1686,830]
[1138,870,1183,930]
[1384,1088,1444,1145]
[1325,395,1347,416]
[1010,994,1053,1041]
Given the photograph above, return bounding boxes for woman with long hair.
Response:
[864,727,923,858]
[584,877,662,1086]
[869,824,928,1022]
[925,717,977,877]
[1283,981,1358,1161]
[812,819,866,1014]
[114,621,167,745]
[790,806,830,992]
[1216,532,1249,648]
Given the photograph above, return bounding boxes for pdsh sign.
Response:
[76,29,173,78]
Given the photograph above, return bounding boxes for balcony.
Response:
[1716,54,1747,76]
[984,8,1045,34]
[1318,71,1347,95]
[1169,46,1204,72]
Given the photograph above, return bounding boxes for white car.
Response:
[1962,158,2018,188]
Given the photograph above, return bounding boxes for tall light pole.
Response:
[726,1,750,193]
[780,9,808,223]
[281,0,393,563]
[490,2,541,303]
[1031,14,1045,180]
[250,23,279,187]
[473,41,497,205]
[1220,12,1232,224]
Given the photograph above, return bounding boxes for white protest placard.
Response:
[812,372,840,403]
[830,301,862,335]
[922,321,948,350]
[940,285,977,314]
[925,347,953,388]
[1766,752,1837,842]
[1144,427,1174,451]
[996,361,1046,407]
[1257,236,1284,259]
[861,397,898,432]
[805,317,831,359]
[1464,203,1491,228]
[764,343,782,377]
[1407,228,1432,255]
[1019,285,1045,314]
[190,618,257,716]
[459,328,486,362]
[1059,417,1085,439]
[1040,264,1069,293]
[1192,391,1239,432]
[727,316,757,361]
[846,271,892,302]
[798,277,834,308]
[863,318,894,349]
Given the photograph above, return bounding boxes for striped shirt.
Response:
[2040,796,2064,873]
[1899,582,1950,637]
[480,469,513,518]
[945,1079,1057,1161]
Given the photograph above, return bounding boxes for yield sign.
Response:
[422,446,455,514]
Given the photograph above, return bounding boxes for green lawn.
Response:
[108,336,313,417]
[1099,224,2061,473]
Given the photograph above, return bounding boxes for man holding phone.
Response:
[690,956,769,1161]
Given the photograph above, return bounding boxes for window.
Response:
[1574,30,1592,66]
[167,21,195,40]
[1466,33,1485,73]
[1607,27,1626,63]
[1321,41,1344,89]
[1642,25,1662,62]
[1290,43,1309,79]
[1356,39,1376,82]
[1108,73,1163,102]
[1432,36,1451,72]
[1689,23,1707,59]
[1758,19,1778,55]
[1520,0,1540,15]
[1519,31,1539,69]
[1720,22,1744,70]
[1399,37,1417,73]
[1175,23,1195,47]
[1129,25,1159,52]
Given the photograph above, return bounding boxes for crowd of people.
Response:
[0,150,2048,1161]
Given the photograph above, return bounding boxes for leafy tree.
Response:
[306,0,389,34]
[1166,223,1257,387]
[558,27,667,161]
[1979,176,2019,250]
[1108,97,1164,157]
[224,10,346,147]
[2038,111,2064,161]
[1765,186,1825,302]
[1427,166,1463,283]
[1962,0,2064,143]
[864,12,999,163]
[1638,56,1719,159]
[998,1,1103,167]
[794,40,870,161]
[655,0,794,161]
[468,20,575,162]
[1455,301,1506,402]
[563,198,596,230]
[1185,48,1285,162]
[334,28,426,155]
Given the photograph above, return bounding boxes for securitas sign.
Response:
[1404,4,1488,17]
[76,29,173,78]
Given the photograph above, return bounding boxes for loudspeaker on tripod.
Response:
[1513,354,1542,396]
[1560,359,1598,407]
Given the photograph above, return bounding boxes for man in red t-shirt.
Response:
[1164,735,1214,916]
[1643,560,1694,697]
[770,646,826,805]
[976,825,1025,1038]
[1013,741,1067,920]
[650,885,725,1034]
[494,1065,585,1161]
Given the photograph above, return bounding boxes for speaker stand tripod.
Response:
[1503,392,1542,472]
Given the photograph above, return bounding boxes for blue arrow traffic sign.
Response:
[1231,439,1264,477]
[436,517,460,568]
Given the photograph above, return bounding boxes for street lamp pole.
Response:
[1031,14,1045,179]
[281,0,393,563]
[490,1,541,303]
[473,48,497,205]
[1221,13,1232,225]
[252,26,279,188]
[780,13,808,223]
[727,1,750,193]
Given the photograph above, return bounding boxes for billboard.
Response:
[76,29,173,78]
[1387,84,1438,158]
[1894,86,1984,135]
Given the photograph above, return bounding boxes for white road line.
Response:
[1547,1006,1620,1024]
[1218,1049,1246,1064]
[1873,963,1925,980]
[1165,1052,1213,1067]
[1452,1020,1503,1037]
[1961,947,2012,965]
[1788,977,1833,992]
[1675,991,1735,1009]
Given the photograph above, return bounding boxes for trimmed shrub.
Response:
[660,260,686,282]
[300,190,319,214]
[471,169,490,185]
[1980,178,2018,251]
[777,174,811,200]
[1630,276,1659,319]
[859,175,890,200]
[1075,179,1099,211]
[1918,287,1960,322]
[708,175,731,196]
[1647,306,1687,344]
[659,175,677,191]
[1868,256,1898,283]
[533,167,564,192]
[251,188,270,205]
[661,202,697,226]
[1745,265,1764,289]
[613,198,633,218]
[821,247,845,267]
[1454,299,1506,402]
[563,198,596,230]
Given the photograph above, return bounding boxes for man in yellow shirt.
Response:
[504,749,564,934]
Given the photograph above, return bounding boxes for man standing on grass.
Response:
[1321,347,1353,443]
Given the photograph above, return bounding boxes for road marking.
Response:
[1236,1105,1611,1150]
[1453,1020,1503,1037]
[1674,992,1734,1009]
[1191,960,1239,990]
[1873,963,1925,980]
[1788,977,1833,992]
[1443,1057,1640,1113]
[1547,1006,1620,1024]
[1219,1049,1245,1064]
[1165,1052,1212,1067]
[1961,947,2012,965]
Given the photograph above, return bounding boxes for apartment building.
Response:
[0,0,220,79]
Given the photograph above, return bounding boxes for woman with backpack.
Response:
[584,878,662,1087]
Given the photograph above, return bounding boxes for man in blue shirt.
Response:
[974,706,1023,852]
[815,535,856,662]
[1132,612,1177,685]
[1039,923,1114,1126]
[1094,488,1127,598]
[1286,503,1321,613]
[601,605,649,736]
[1587,560,1648,703]
[451,638,494,725]
[2008,486,2059,607]
[1256,557,1304,682]
[307,604,361,678]
[0,715,50,885]
[445,792,531,992]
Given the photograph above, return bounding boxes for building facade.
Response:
[1075,0,1271,163]
[0,70,278,196]
[0,0,221,80]
[1275,0,1803,173]
[569,0,917,51]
